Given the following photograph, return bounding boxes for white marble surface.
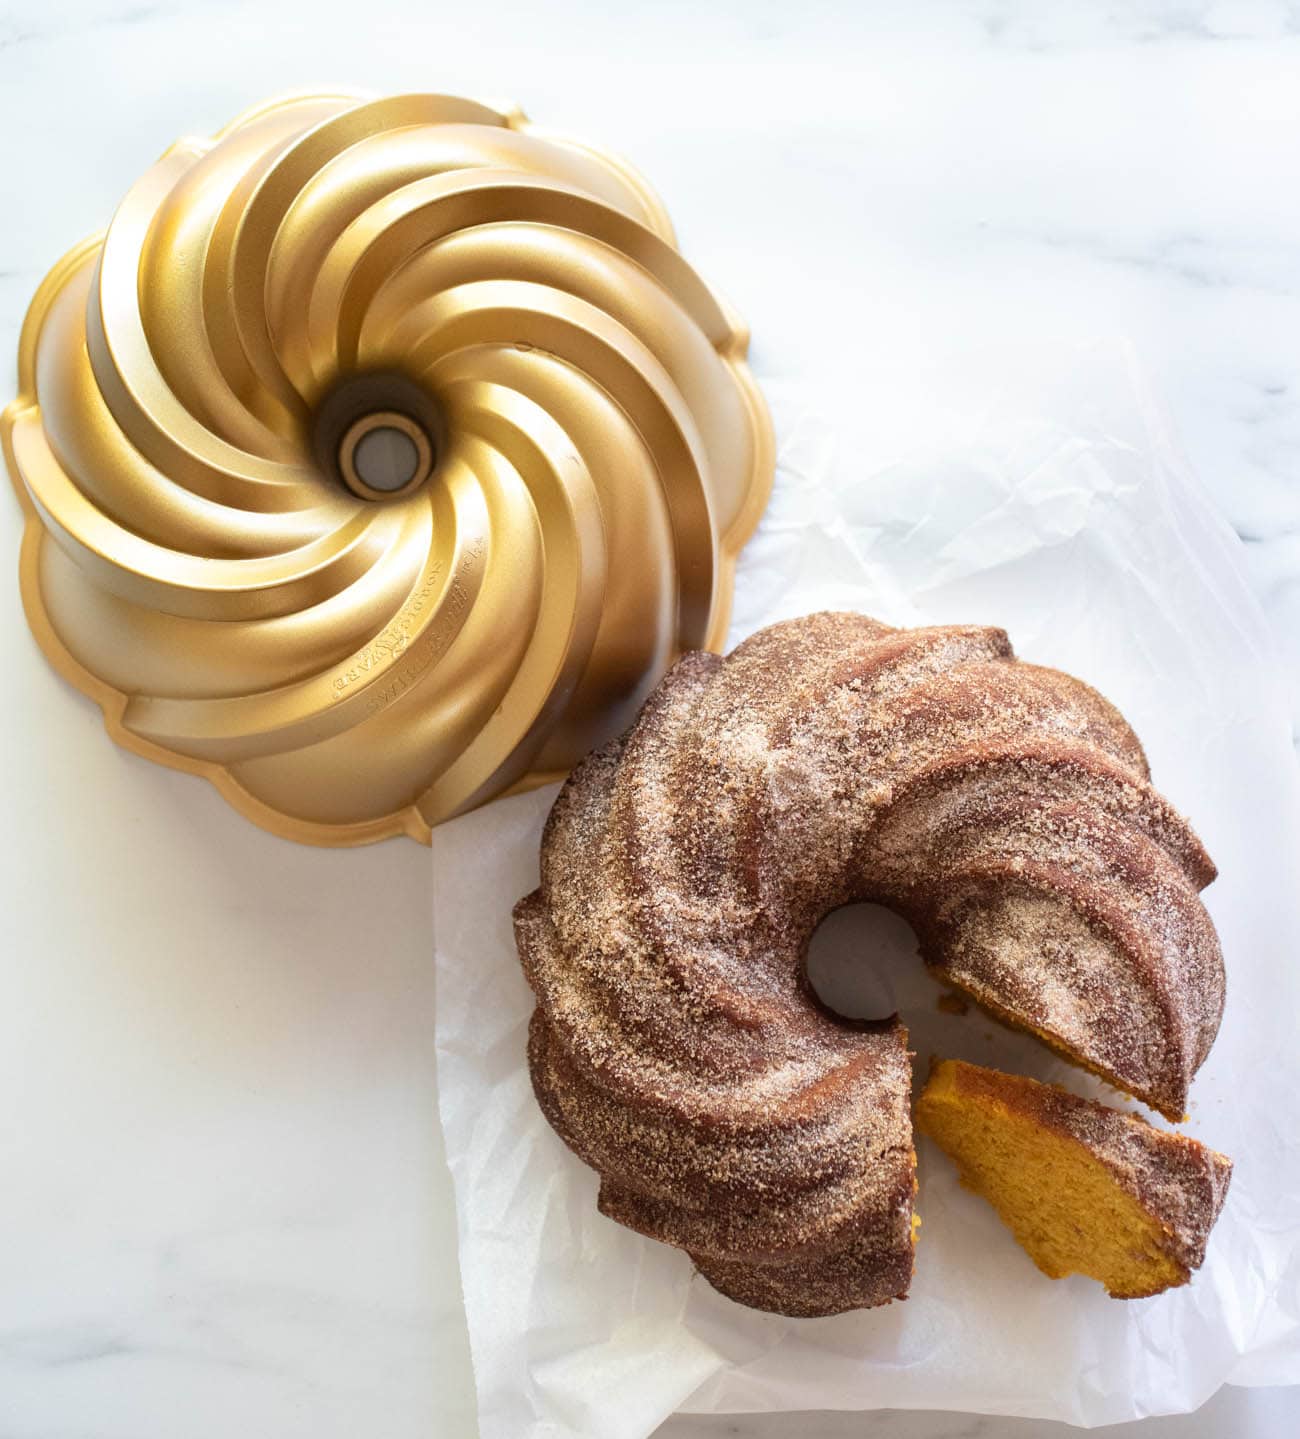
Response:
[0,2,1296,1436]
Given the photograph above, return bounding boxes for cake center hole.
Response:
[806,903,918,1022]
[337,410,434,501]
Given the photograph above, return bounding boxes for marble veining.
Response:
[0,2,1296,1437]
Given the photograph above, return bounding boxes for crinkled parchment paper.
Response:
[433,344,1300,1435]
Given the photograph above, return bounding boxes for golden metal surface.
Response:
[3,92,772,845]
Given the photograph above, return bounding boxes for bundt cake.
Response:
[917,1060,1232,1297]
[513,612,1225,1316]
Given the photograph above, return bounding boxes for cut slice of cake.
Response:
[915,1059,1231,1298]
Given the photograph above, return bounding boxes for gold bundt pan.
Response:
[2,92,773,845]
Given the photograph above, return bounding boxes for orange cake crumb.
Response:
[916,1060,1231,1298]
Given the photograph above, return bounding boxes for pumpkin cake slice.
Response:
[916,1059,1232,1298]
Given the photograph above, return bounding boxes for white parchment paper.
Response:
[433,344,1300,1434]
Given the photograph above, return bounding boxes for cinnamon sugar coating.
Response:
[513,613,1224,1316]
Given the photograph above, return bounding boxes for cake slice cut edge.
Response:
[914,1059,1232,1299]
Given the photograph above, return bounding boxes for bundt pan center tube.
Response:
[514,613,1225,1317]
[2,92,773,845]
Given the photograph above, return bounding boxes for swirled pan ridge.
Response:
[2,92,773,845]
